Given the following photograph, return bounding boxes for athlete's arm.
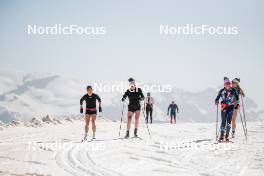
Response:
[96,94,102,105]
[80,95,85,105]
[80,95,86,113]
[138,88,145,100]
[232,89,239,105]
[167,104,171,113]
[122,90,128,101]
[95,94,101,102]
[94,94,102,112]
[215,89,223,104]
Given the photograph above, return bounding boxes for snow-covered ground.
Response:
[0,117,263,176]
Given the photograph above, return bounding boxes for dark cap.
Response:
[128,78,135,82]
[86,85,92,90]
[224,77,229,81]
[232,78,240,84]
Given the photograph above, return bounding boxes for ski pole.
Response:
[239,108,247,141]
[118,102,125,137]
[81,113,84,121]
[142,106,151,139]
[241,96,248,135]
[216,104,219,141]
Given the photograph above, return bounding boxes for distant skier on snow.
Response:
[122,78,145,138]
[215,77,239,142]
[80,85,102,141]
[144,92,154,124]
[167,101,179,124]
[231,78,245,138]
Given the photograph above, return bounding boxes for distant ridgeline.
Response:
[0,71,262,123]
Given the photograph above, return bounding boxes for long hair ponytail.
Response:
[237,85,245,97]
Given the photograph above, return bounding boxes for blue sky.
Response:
[0,0,263,108]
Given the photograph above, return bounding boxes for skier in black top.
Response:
[80,85,102,141]
[144,92,154,124]
[215,77,239,142]
[122,78,145,138]
[167,101,179,124]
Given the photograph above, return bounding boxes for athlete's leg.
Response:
[146,108,149,124]
[150,108,153,124]
[124,111,133,138]
[135,110,140,129]
[231,109,238,132]
[174,115,176,124]
[226,109,233,138]
[134,110,140,137]
[127,111,133,130]
[91,114,96,138]
[84,114,91,139]
[220,111,227,136]
[171,112,176,124]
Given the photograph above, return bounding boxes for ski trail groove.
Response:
[55,142,123,176]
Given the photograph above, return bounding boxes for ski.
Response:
[216,140,234,144]
[118,136,144,141]
[131,136,143,140]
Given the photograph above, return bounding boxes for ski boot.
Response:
[218,134,224,142]
[82,133,88,142]
[231,131,235,138]
[124,130,129,139]
[134,128,138,138]
[225,134,230,142]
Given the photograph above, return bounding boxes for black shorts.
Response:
[170,112,176,117]
[146,105,153,111]
[128,104,141,112]
[85,110,97,115]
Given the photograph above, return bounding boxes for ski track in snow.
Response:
[0,119,263,176]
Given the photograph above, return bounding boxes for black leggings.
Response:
[146,107,153,123]
[220,108,233,135]
[170,112,176,123]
